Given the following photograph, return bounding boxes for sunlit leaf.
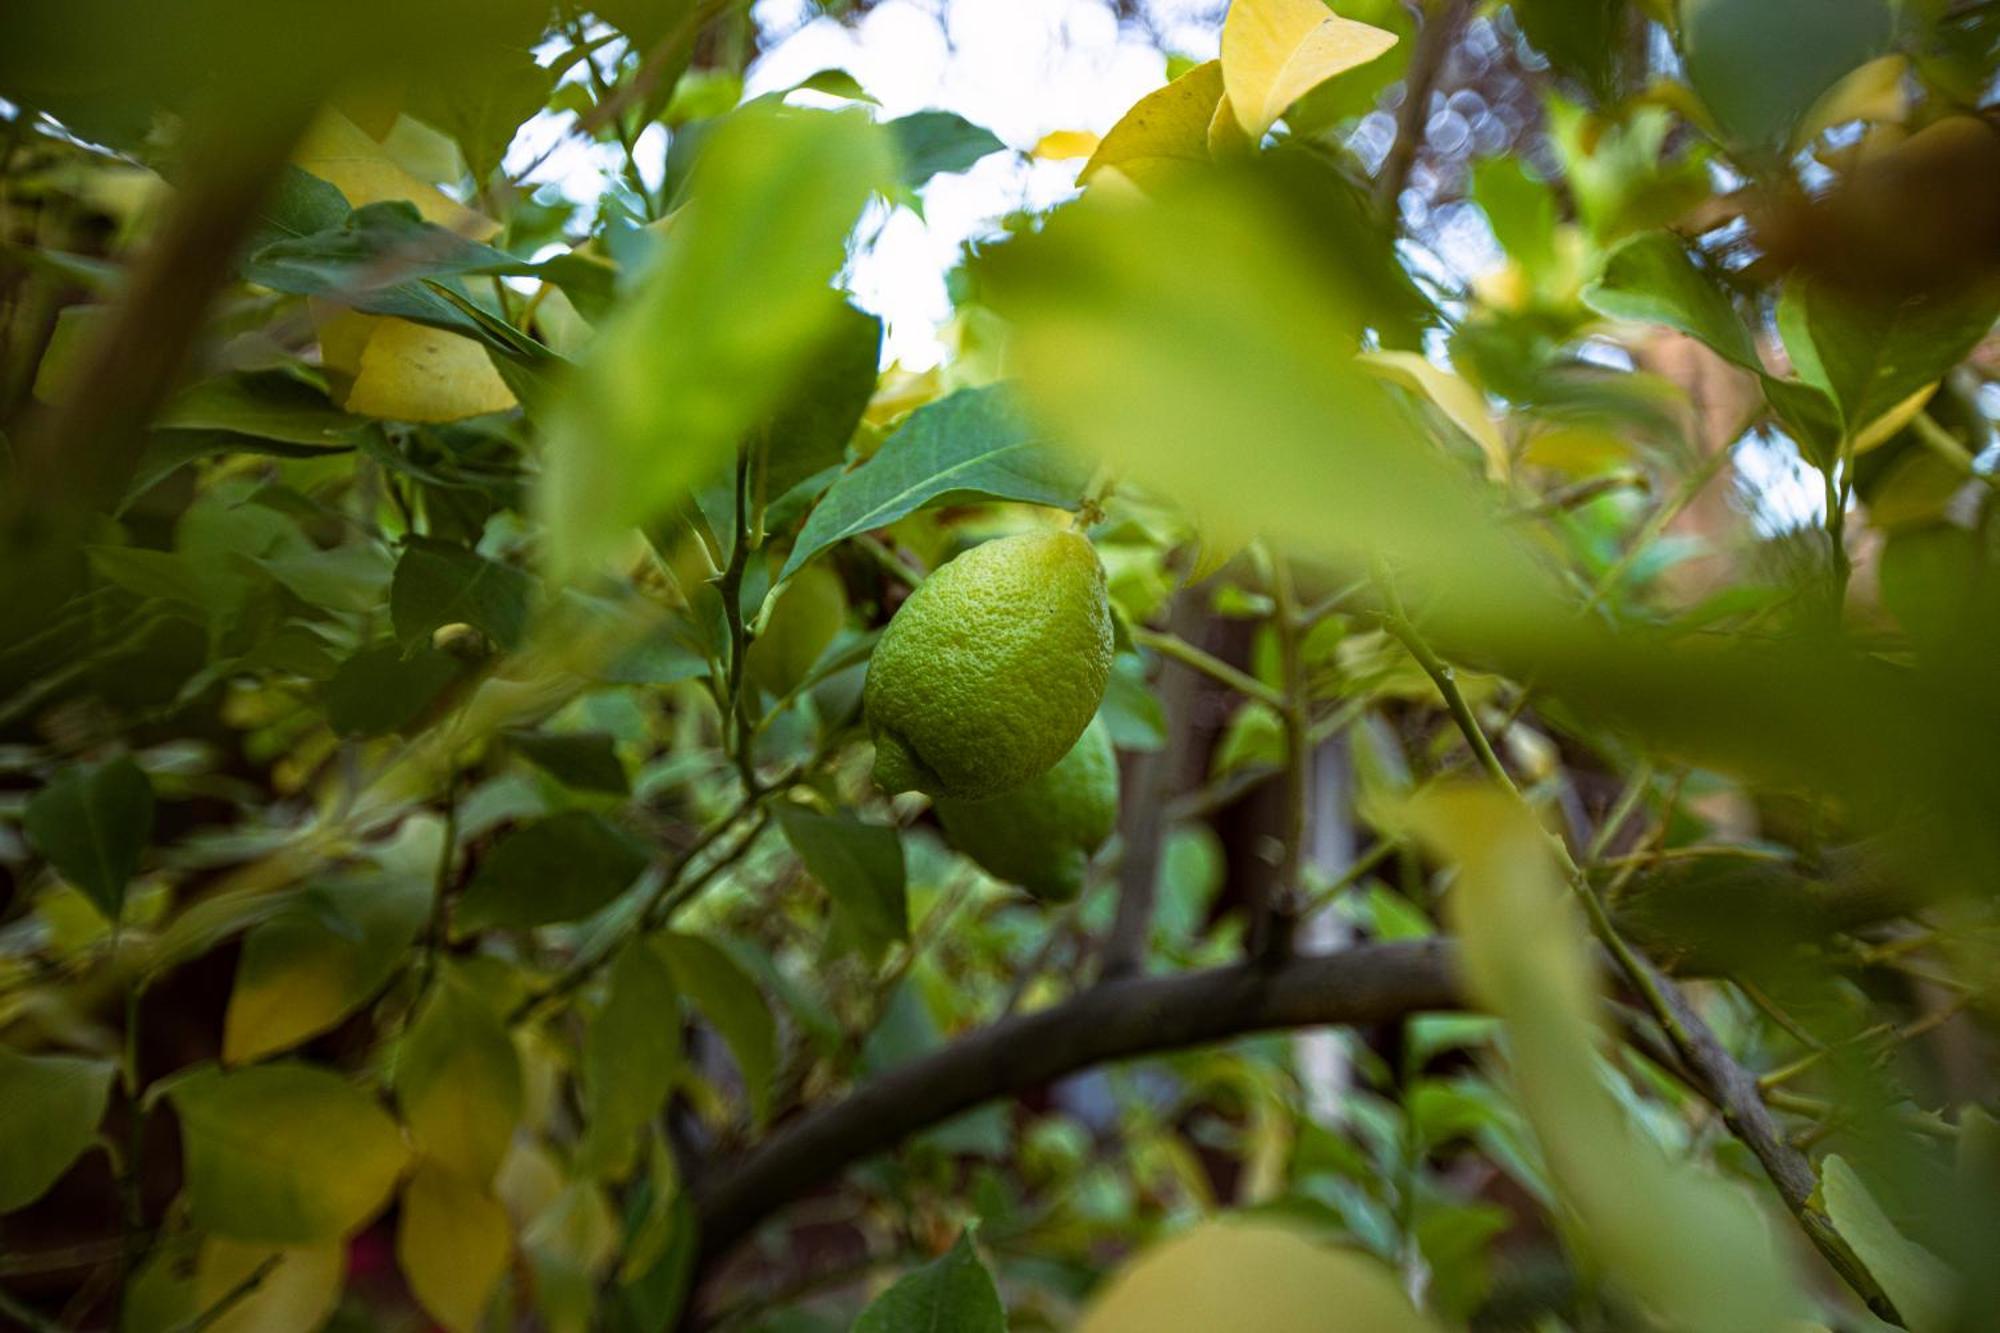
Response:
[1219,0,1397,138]
[343,316,519,422]
[1080,60,1225,189]
[295,110,497,238]
[1356,350,1508,480]
[781,383,1091,581]
[539,103,893,578]
[1033,129,1100,160]
[1079,1217,1438,1332]
[165,1062,410,1244]
[0,1048,115,1212]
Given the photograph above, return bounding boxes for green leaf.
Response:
[1471,157,1558,274]
[0,1048,115,1212]
[1509,0,1629,103]
[406,43,557,185]
[250,166,353,250]
[780,384,1091,582]
[886,110,1006,188]
[454,811,650,933]
[539,103,893,577]
[1682,0,1891,152]
[592,0,696,48]
[505,729,631,796]
[322,641,462,738]
[761,301,884,502]
[1820,1155,1958,1333]
[395,965,523,1186]
[1582,232,1759,370]
[223,864,436,1064]
[1798,283,2000,440]
[24,756,154,920]
[156,372,366,447]
[579,941,681,1178]
[654,933,777,1121]
[854,1231,1005,1333]
[774,806,908,959]
[164,1062,410,1244]
[794,67,875,103]
[390,538,536,651]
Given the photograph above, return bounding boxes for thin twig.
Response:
[169,1255,282,1333]
[1130,626,1286,710]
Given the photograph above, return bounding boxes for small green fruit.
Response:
[934,716,1118,901]
[864,528,1113,799]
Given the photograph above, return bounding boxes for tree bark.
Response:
[692,938,1461,1275]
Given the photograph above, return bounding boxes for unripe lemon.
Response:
[934,715,1118,901]
[864,529,1113,799]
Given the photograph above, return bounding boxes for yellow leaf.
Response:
[1850,380,1936,454]
[1206,92,1257,158]
[195,1239,344,1333]
[1521,423,1635,475]
[1079,1217,1439,1333]
[1079,61,1226,190]
[342,318,518,423]
[398,1161,514,1333]
[1220,0,1398,139]
[295,111,498,239]
[1033,129,1100,160]
[1358,349,1509,480]
[1794,54,1908,149]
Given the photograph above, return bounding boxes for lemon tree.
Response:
[2,0,1997,1330]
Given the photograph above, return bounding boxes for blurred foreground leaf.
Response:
[539,104,893,578]
[1406,786,1801,1330]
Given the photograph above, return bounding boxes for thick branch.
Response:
[692,938,1461,1270]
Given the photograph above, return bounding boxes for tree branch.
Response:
[1375,0,1471,213]
[691,938,1461,1273]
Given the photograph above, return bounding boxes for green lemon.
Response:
[864,528,1113,799]
[934,715,1118,901]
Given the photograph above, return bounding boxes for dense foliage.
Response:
[1,0,1997,1330]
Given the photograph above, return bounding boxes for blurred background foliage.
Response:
[0,0,1997,1330]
